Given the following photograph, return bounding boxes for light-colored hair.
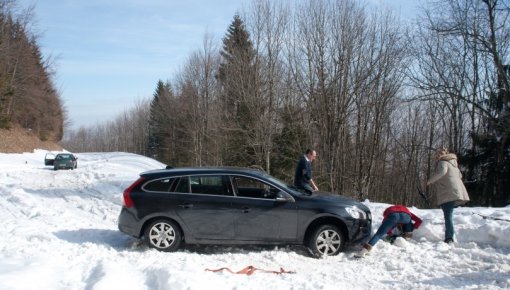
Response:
[435,147,449,156]
[435,147,457,162]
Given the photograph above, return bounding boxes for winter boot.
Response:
[403,232,413,240]
[444,238,454,244]
[354,243,372,258]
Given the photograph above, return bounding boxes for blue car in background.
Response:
[45,153,78,170]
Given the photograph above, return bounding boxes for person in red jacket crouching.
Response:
[355,205,422,258]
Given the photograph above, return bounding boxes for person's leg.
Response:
[297,184,313,194]
[401,214,414,239]
[368,213,399,247]
[356,212,411,257]
[441,201,456,242]
[303,184,314,193]
[402,221,413,233]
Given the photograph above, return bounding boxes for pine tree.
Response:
[0,5,63,140]
[464,65,510,206]
[217,14,258,166]
[271,106,310,182]
[147,80,173,163]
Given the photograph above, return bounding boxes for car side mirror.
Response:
[275,192,293,202]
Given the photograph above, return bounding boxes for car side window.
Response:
[143,177,177,192]
[173,177,190,193]
[189,175,231,196]
[233,176,278,199]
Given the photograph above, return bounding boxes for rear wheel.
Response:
[144,219,182,252]
[307,224,345,258]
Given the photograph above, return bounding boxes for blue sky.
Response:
[18,0,249,129]
[18,0,417,129]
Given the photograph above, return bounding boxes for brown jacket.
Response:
[427,154,470,206]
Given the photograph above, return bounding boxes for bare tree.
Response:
[285,0,407,200]
[244,0,290,174]
[410,0,510,205]
[175,33,221,166]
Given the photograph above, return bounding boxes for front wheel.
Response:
[144,219,182,252]
[307,224,345,258]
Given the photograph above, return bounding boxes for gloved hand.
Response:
[385,234,399,244]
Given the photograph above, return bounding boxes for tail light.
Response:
[123,177,145,208]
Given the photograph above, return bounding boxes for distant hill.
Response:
[0,125,61,153]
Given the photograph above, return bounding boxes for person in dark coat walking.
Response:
[293,149,318,193]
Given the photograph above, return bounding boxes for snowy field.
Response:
[0,150,509,290]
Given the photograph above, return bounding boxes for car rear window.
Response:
[143,177,178,192]
[56,154,72,160]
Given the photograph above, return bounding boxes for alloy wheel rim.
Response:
[316,229,341,256]
[149,222,176,248]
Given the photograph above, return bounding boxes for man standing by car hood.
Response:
[294,149,319,193]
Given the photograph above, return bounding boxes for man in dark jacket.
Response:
[294,149,319,193]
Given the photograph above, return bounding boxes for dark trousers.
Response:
[441,201,456,241]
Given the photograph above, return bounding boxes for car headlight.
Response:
[346,206,367,220]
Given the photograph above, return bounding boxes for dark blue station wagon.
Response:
[118,167,371,257]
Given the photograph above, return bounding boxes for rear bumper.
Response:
[118,207,142,238]
[55,163,75,169]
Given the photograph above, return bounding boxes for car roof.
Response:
[140,166,267,178]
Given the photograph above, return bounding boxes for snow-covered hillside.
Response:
[0,150,509,290]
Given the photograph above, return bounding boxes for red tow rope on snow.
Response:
[205,265,295,275]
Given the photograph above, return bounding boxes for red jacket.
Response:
[383,205,422,231]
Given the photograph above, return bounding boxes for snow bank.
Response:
[0,150,509,290]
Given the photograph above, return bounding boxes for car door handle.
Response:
[178,203,193,209]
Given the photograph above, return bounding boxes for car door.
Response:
[44,153,55,166]
[172,175,236,240]
[230,175,298,241]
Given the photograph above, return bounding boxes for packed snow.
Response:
[0,150,509,290]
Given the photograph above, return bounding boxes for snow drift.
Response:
[0,150,509,290]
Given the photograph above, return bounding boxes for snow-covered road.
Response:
[1,150,509,290]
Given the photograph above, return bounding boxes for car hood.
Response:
[309,192,369,210]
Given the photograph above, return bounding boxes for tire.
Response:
[307,224,345,258]
[144,219,182,252]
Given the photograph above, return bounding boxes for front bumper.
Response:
[345,216,372,244]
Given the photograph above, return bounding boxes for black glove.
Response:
[385,234,399,244]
